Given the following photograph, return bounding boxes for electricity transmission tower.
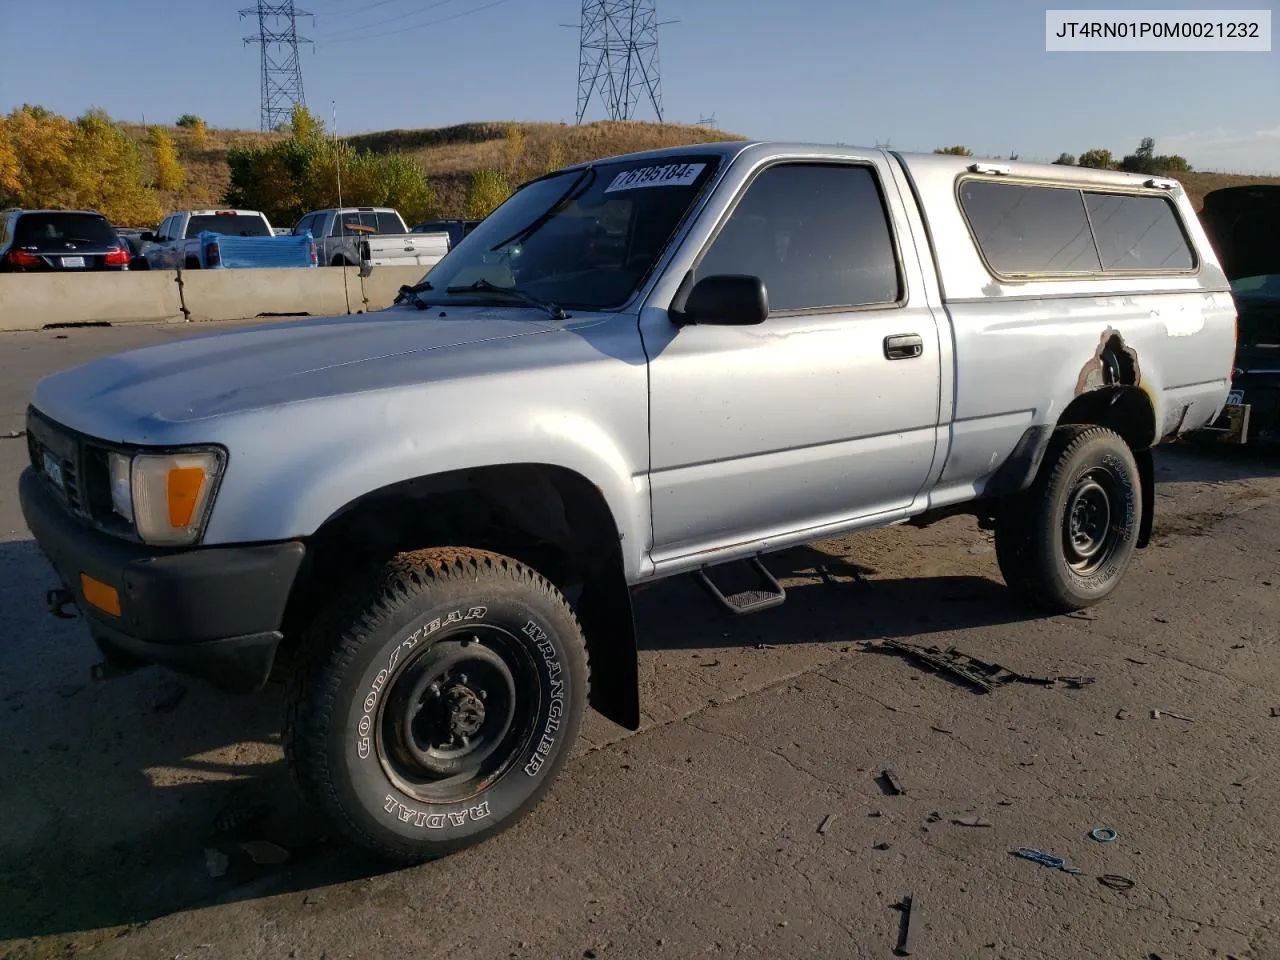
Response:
[574,0,666,124]
[240,2,314,132]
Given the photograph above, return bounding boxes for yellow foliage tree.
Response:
[467,168,511,220]
[67,109,162,224]
[504,122,526,177]
[5,105,76,206]
[0,117,21,199]
[149,127,185,192]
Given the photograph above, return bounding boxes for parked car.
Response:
[110,228,152,270]
[410,218,481,248]
[1196,184,1280,444]
[291,207,444,267]
[18,142,1235,865]
[0,209,131,272]
[139,209,275,269]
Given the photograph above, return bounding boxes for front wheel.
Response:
[995,424,1142,613]
[283,547,589,863]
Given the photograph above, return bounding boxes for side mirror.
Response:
[671,274,768,326]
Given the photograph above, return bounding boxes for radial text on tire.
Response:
[283,547,589,863]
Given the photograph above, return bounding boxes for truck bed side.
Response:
[891,152,1237,511]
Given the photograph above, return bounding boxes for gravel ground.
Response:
[1,322,1278,960]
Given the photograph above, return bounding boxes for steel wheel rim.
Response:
[1061,468,1122,575]
[375,626,539,805]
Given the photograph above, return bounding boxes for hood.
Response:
[30,304,597,442]
[1200,185,1280,283]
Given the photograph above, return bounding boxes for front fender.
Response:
[200,386,653,582]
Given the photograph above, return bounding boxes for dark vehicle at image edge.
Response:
[0,209,131,272]
[1199,185,1280,443]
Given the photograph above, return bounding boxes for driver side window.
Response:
[694,162,902,313]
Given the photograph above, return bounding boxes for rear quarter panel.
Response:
[896,154,1236,504]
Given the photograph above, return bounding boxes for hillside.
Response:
[120,119,745,224]
[118,119,1278,225]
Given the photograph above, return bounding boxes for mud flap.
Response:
[577,564,640,731]
[1135,448,1154,549]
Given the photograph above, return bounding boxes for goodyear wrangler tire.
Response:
[283,547,588,864]
[995,424,1142,614]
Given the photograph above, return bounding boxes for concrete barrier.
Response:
[179,267,355,323]
[0,271,185,330]
[0,263,439,332]
[355,264,433,313]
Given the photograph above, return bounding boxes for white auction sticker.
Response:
[605,162,706,193]
[1046,9,1270,51]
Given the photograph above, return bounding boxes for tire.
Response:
[283,547,589,864]
[995,424,1142,613]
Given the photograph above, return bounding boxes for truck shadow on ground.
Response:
[0,538,1043,946]
[1155,440,1280,484]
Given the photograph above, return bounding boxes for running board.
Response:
[695,556,787,616]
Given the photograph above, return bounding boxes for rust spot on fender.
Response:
[1075,327,1141,396]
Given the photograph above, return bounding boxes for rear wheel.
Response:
[995,425,1142,613]
[283,547,588,863]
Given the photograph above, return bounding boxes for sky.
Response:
[0,0,1276,172]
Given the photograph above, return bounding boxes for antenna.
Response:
[240,2,314,133]
[332,100,342,211]
[569,0,669,124]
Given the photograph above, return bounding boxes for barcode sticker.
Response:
[604,162,706,193]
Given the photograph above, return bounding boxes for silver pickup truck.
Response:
[18,141,1237,864]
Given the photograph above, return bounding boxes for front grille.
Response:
[26,408,91,518]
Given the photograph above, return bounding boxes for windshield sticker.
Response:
[604,163,706,193]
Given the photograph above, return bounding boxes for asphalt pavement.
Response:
[2,320,1279,960]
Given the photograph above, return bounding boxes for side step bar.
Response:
[695,556,787,616]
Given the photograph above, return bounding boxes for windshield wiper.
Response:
[487,166,597,254]
[395,279,434,309]
[445,279,567,320]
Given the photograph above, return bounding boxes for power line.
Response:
[311,0,463,39]
[240,2,314,132]
[317,0,518,45]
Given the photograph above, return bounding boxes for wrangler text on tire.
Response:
[283,547,589,863]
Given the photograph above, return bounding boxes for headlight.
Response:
[107,448,225,546]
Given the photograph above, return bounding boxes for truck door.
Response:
[643,158,943,564]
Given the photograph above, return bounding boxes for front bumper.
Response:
[19,467,306,692]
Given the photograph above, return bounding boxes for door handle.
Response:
[884,333,923,360]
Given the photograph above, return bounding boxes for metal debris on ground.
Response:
[952,815,992,827]
[1012,847,1082,875]
[1271,707,1280,718]
[1151,709,1194,722]
[863,639,1094,694]
[818,814,837,835]
[881,770,906,795]
[1098,874,1135,891]
[203,848,229,879]
[894,893,919,956]
[238,840,291,865]
[1125,657,1149,665]
[150,681,188,713]
[2,429,26,439]
[1089,827,1118,843]
[930,725,953,734]
[1116,709,1129,720]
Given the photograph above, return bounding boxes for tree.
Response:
[224,111,437,225]
[467,169,511,220]
[933,145,973,156]
[503,122,526,178]
[0,116,22,201]
[149,127,185,192]
[1053,153,1076,165]
[66,109,162,224]
[1118,136,1191,175]
[175,114,203,129]
[177,114,208,148]
[1077,148,1115,169]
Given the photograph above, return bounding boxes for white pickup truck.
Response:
[292,207,449,268]
[140,209,275,270]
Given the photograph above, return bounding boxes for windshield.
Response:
[1232,274,1280,302]
[415,155,722,312]
[14,213,118,247]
